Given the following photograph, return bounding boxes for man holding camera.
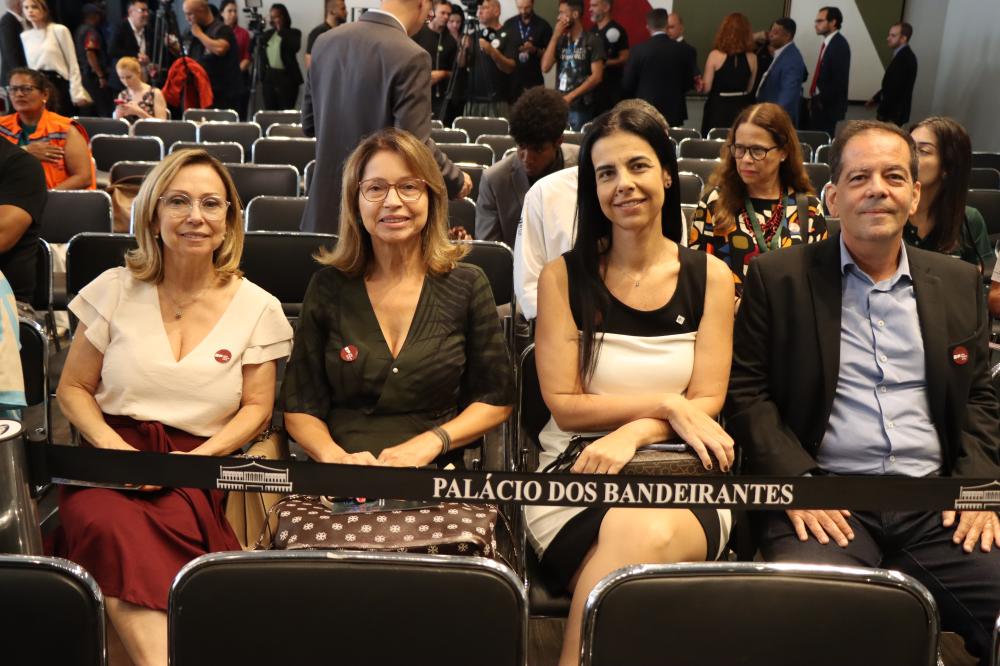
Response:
[461,0,516,118]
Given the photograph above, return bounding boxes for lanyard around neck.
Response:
[743,195,789,252]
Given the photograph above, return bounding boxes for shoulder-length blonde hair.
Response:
[126,149,245,283]
[712,12,754,54]
[708,102,813,233]
[316,127,467,275]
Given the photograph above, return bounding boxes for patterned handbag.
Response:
[269,495,501,558]
[542,435,724,477]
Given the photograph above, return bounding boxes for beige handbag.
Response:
[224,428,290,550]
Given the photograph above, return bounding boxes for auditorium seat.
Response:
[681,203,697,230]
[65,233,137,304]
[431,118,444,129]
[458,162,484,201]
[992,612,998,666]
[39,190,114,244]
[20,305,50,444]
[458,240,514,309]
[304,159,316,194]
[677,172,703,205]
[706,127,729,141]
[197,121,262,156]
[169,550,526,666]
[252,109,301,134]
[477,134,516,159]
[454,116,510,141]
[0,555,105,666]
[972,152,1000,173]
[804,162,832,194]
[73,115,128,140]
[581,562,939,666]
[90,134,163,172]
[516,344,572,618]
[109,160,157,183]
[967,189,1000,241]
[448,197,477,236]
[815,143,832,165]
[797,129,831,150]
[29,239,55,348]
[799,142,814,162]
[562,130,584,145]
[172,140,244,163]
[970,168,1000,190]
[244,195,308,232]
[825,217,841,237]
[431,127,469,144]
[669,127,700,142]
[678,138,726,160]
[182,108,239,123]
[224,163,299,203]
[251,137,317,174]
[677,158,720,188]
[240,231,336,316]
[131,118,197,150]
[439,143,494,167]
[265,123,306,138]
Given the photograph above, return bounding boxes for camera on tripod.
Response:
[462,0,480,37]
[243,0,266,33]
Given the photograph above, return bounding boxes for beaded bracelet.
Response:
[432,426,451,455]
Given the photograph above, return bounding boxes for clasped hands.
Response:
[570,395,735,475]
[327,432,441,468]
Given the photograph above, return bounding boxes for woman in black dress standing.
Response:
[260,3,303,110]
[700,12,757,137]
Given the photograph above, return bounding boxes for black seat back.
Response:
[197,122,262,156]
[448,197,477,236]
[90,134,163,171]
[253,109,301,134]
[18,317,47,409]
[677,158,721,187]
[183,108,239,123]
[251,137,317,173]
[678,138,726,160]
[39,190,114,244]
[244,196,309,232]
[172,141,245,163]
[224,163,299,204]
[73,115,128,139]
[459,240,513,307]
[582,562,939,666]
[240,232,336,315]
[677,172,703,205]
[65,233,138,301]
[804,162,832,194]
[109,160,157,183]
[439,143,495,166]
[668,127,700,142]
[968,189,1000,241]
[970,168,1000,190]
[454,116,510,141]
[131,119,198,150]
[170,551,527,666]
[0,555,105,666]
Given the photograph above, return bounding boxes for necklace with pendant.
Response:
[163,285,209,320]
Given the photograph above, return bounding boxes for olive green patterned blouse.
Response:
[281,263,514,458]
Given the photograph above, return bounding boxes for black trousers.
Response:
[262,69,299,111]
[756,509,1000,659]
[41,70,73,117]
[81,77,115,118]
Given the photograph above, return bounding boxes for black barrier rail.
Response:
[29,443,1000,512]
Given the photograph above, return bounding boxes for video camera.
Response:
[462,0,480,37]
[243,0,265,33]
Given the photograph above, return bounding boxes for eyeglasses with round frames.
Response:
[359,178,429,203]
[731,143,781,162]
[158,194,230,220]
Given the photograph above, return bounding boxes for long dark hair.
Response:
[270,3,292,30]
[570,106,682,383]
[907,117,972,254]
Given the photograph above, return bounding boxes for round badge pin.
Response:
[951,346,969,365]
[340,344,359,362]
[214,349,232,363]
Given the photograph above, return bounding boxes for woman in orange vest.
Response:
[0,67,94,190]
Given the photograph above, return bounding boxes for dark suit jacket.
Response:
[874,44,917,126]
[812,31,850,121]
[756,42,807,126]
[676,38,698,124]
[301,11,464,234]
[108,20,155,90]
[622,34,696,128]
[0,11,26,85]
[726,236,1000,479]
[261,27,304,87]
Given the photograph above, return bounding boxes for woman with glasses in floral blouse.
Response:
[689,102,827,297]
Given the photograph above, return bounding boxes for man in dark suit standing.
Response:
[0,0,27,87]
[665,11,698,127]
[866,22,917,126]
[727,120,1000,662]
[301,0,471,234]
[807,6,850,137]
[756,18,807,127]
[622,9,694,128]
[109,0,154,91]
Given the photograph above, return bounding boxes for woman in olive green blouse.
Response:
[282,128,513,467]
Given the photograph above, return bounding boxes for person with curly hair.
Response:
[475,86,579,245]
[700,12,757,136]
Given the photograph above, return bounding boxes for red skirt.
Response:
[55,415,242,611]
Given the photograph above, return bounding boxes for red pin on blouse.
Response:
[340,345,359,362]
[951,346,969,366]
[214,349,232,363]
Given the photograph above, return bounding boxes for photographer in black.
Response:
[413,0,457,120]
[177,0,245,114]
[460,0,515,118]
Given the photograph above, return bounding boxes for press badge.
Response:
[558,70,569,92]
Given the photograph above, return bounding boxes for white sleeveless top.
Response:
[69,268,293,437]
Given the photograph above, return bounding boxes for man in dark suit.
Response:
[807,6,850,137]
[726,120,1000,661]
[756,18,807,127]
[301,0,471,234]
[665,11,698,126]
[622,9,695,128]
[867,22,917,127]
[1,0,27,87]
[108,0,154,91]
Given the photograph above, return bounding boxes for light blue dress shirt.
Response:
[818,237,943,476]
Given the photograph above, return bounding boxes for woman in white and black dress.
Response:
[526,105,736,666]
[19,0,89,116]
